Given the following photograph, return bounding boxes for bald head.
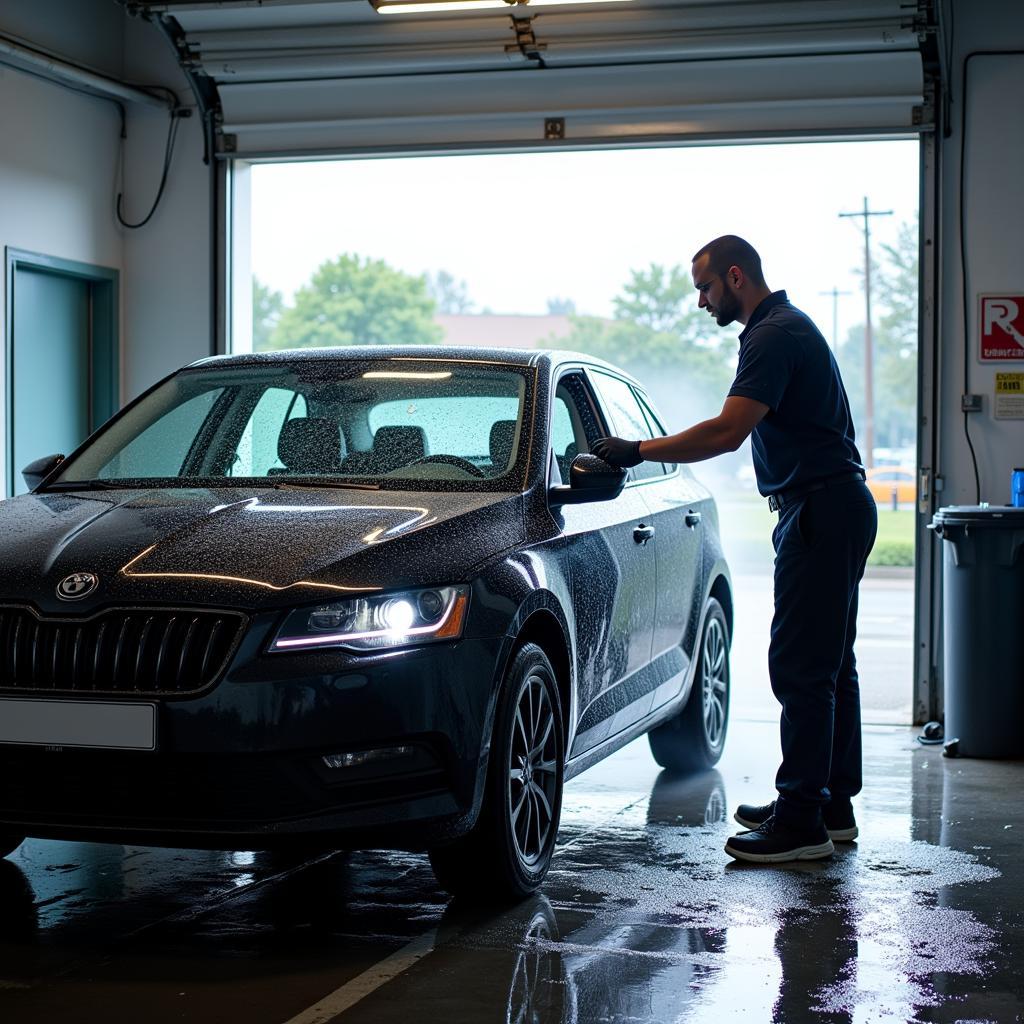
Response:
[691,235,766,288]
[691,235,772,327]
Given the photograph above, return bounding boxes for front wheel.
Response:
[0,834,25,859]
[429,643,564,902]
[648,597,730,773]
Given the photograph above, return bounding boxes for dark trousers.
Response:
[769,479,877,828]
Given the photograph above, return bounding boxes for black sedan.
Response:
[0,347,732,900]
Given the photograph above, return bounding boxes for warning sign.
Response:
[995,373,1024,420]
[980,295,1024,360]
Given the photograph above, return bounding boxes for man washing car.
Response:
[593,235,877,864]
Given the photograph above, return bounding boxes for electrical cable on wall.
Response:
[116,104,189,230]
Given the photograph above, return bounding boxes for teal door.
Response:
[6,251,118,496]
[12,268,91,494]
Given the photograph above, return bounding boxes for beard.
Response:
[711,280,742,327]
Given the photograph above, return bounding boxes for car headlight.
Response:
[270,585,470,653]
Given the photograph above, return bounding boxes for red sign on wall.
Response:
[980,295,1024,361]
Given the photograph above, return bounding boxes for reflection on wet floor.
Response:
[0,720,1022,1023]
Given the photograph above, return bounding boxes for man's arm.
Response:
[639,396,770,464]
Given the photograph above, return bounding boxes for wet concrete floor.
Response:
[1,719,1021,1023]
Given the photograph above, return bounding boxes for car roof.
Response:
[187,346,646,388]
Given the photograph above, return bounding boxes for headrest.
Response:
[277,418,342,474]
[372,425,426,462]
[489,420,517,471]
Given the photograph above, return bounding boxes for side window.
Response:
[634,390,673,477]
[550,374,599,480]
[231,387,308,477]
[589,371,666,481]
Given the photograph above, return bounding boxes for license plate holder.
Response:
[0,698,157,751]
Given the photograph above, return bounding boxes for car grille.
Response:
[0,607,246,697]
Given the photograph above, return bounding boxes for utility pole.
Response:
[839,197,892,468]
[818,286,852,349]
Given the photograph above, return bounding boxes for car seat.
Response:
[343,425,427,475]
[488,420,517,475]
[273,418,343,475]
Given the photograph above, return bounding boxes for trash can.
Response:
[932,506,1024,757]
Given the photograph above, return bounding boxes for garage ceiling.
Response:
[140,0,930,158]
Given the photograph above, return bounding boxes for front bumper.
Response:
[0,634,505,850]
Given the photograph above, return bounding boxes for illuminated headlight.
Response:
[271,585,470,653]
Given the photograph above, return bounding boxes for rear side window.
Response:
[589,371,667,481]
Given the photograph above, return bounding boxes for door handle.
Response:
[685,511,702,529]
[633,524,655,545]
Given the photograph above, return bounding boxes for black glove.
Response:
[592,436,643,468]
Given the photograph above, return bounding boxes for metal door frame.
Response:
[4,249,119,496]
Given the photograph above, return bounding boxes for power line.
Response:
[839,197,892,469]
[818,286,853,349]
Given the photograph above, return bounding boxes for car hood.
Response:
[0,487,524,612]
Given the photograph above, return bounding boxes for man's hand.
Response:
[592,437,643,468]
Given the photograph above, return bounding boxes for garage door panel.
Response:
[218,52,923,157]
[147,0,926,157]
[186,3,920,82]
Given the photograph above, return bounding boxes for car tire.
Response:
[429,643,564,903]
[648,598,730,773]
[0,834,25,859]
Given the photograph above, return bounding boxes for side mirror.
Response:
[548,453,627,506]
[22,453,65,491]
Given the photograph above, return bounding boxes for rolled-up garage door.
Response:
[147,0,927,158]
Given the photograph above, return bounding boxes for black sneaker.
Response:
[725,815,834,864]
[734,800,858,842]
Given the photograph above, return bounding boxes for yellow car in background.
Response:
[866,466,916,506]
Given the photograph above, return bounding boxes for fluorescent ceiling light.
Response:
[371,0,634,12]
[362,371,453,379]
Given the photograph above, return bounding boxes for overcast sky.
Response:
[249,139,919,347]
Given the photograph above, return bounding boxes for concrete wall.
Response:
[938,0,1024,506]
[0,0,207,494]
[120,13,213,399]
[0,0,127,478]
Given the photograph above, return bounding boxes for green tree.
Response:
[252,277,284,352]
[613,264,697,335]
[269,254,442,349]
[426,269,474,314]
[546,296,576,315]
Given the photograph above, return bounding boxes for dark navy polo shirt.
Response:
[728,290,863,496]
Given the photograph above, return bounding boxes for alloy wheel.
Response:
[702,616,728,748]
[508,673,559,867]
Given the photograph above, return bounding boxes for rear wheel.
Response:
[648,598,730,773]
[429,643,564,902]
[0,834,25,859]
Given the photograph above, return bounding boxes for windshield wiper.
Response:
[272,479,381,491]
[41,480,125,491]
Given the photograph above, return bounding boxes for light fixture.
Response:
[271,585,469,652]
[371,0,634,13]
[322,746,414,769]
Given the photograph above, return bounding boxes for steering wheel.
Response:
[408,454,486,477]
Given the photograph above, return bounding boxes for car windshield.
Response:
[48,358,531,492]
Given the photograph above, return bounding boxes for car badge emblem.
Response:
[57,572,99,601]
